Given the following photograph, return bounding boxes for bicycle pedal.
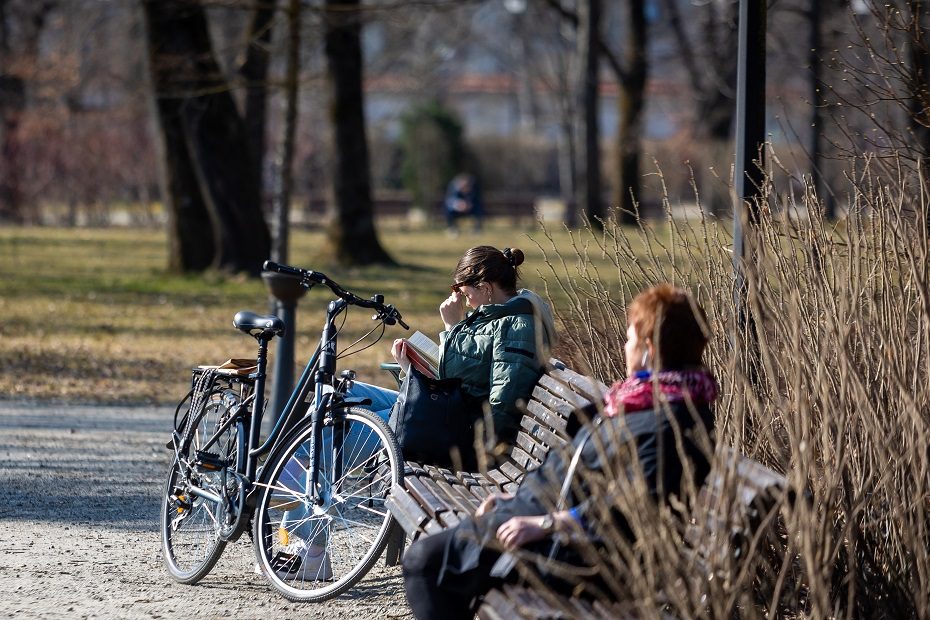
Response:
[170,492,192,513]
[194,450,228,472]
[269,551,300,573]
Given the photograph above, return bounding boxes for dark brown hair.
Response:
[452,246,525,295]
[628,284,710,369]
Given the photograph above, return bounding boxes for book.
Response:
[403,331,441,378]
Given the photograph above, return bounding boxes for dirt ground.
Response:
[0,402,412,620]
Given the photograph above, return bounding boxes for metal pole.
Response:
[267,0,302,428]
[733,0,766,377]
[263,273,307,427]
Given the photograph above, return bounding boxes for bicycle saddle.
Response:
[233,311,286,337]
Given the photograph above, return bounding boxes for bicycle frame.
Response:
[242,297,360,506]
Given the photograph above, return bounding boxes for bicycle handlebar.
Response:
[263,260,409,329]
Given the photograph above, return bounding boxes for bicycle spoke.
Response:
[254,409,401,602]
[162,389,243,584]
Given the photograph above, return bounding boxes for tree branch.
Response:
[542,0,627,83]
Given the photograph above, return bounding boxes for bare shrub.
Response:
[526,154,930,617]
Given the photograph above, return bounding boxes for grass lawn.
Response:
[0,220,622,404]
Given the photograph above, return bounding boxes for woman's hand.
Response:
[391,338,411,373]
[475,492,513,517]
[495,515,551,550]
[439,291,466,331]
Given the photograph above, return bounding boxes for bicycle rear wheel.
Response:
[253,407,402,602]
[161,389,242,584]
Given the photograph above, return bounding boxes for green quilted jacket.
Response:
[438,290,555,443]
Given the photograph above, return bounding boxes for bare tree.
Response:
[0,0,55,223]
[808,0,831,217]
[320,0,392,265]
[822,2,930,231]
[142,0,270,273]
[661,0,738,213]
[662,0,739,142]
[545,0,646,224]
[906,1,930,167]
[575,0,604,225]
[607,0,647,224]
[238,0,278,205]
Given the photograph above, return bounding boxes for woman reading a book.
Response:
[392,245,557,446]
[338,246,556,447]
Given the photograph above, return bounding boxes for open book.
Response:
[401,331,441,378]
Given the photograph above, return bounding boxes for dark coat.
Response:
[436,401,715,584]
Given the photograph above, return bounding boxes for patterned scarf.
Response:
[603,368,719,417]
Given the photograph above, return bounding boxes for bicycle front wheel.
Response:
[253,407,402,602]
[161,389,242,584]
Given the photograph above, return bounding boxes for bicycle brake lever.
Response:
[381,304,409,330]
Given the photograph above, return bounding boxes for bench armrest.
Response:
[380,362,404,388]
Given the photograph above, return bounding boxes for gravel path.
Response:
[0,402,412,619]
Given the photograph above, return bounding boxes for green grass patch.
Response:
[0,222,625,404]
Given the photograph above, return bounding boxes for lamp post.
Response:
[262,271,307,426]
[733,0,766,380]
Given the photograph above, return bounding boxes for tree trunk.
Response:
[0,1,54,224]
[575,0,603,226]
[321,0,392,265]
[0,74,24,223]
[909,3,930,169]
[239,1,276,204]
[142,0,270,274]
[662,0,738,215]
[270,0,300,265]
[613,0,647,225]
[909,1,930,236]
[809,0,832,218]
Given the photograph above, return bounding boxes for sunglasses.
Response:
[451,280,479,294]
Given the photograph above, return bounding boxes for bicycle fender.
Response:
[337,397,372,408]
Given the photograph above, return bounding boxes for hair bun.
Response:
[503,247,525,268]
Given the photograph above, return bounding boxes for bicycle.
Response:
[160,260,408,602]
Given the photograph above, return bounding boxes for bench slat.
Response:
[385,484,429,534]
[498,459,526,484]
[484,468,512,489]
[454,472,492,504]
[528,384,578,419]
[520,413,566,449]
[424,465,482,515]
[513,429,552,465]
[549,367,609,401]
[404,475,452,519]
[508,445,537,470]
[537,373,593,409]
[437,510,463,529]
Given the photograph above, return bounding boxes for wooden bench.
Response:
[384,360,594,541]
[383,361,791,618]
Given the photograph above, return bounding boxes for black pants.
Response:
[402,527,505,620]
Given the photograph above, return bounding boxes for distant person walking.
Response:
[444,173,483,234]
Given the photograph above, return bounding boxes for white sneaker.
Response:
[268,538,333,582]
